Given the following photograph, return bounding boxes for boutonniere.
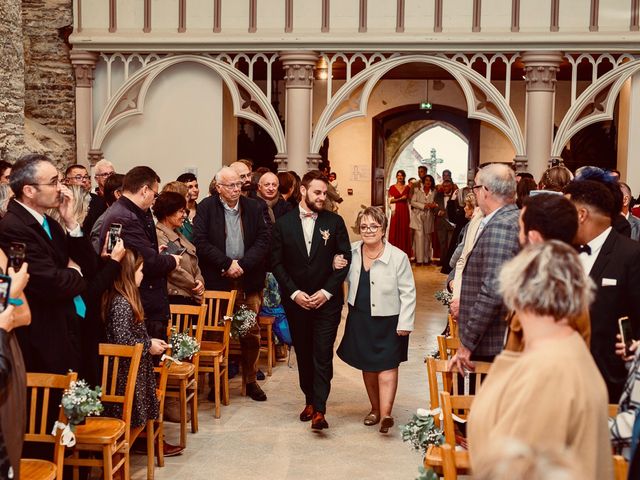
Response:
[320,228,330,246]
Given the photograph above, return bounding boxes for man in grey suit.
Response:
[620,182,640,241]
[449,164,520,373]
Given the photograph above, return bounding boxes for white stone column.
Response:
[618,73,640,195]
[279,51,317,174]
[70,50,98,167]
[521,51,563,181]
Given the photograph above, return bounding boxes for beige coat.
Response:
[156,222,205,304]
[468,332,612,480]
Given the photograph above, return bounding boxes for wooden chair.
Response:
[20,371,77,480]
[609,403,619,417]
[258,314,276,376]
[436,335,459,361]
[200,290,236,418]
[447,314,458,339]
[64,343,143,480]
[613,454,629,480]
[440,443,458,480]
[165,303,206,448]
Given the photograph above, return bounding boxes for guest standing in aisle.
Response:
[387,170,412,258]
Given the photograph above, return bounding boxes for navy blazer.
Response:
[458,204,520,357]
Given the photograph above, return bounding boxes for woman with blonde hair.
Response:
[335,207,416,433]
[48,185,90,229]
[468,241,612,479]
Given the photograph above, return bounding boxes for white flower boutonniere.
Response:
[320,228,330,246]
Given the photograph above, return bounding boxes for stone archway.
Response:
[91,54,286,155]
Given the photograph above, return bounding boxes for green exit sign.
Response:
[420,101,432,110]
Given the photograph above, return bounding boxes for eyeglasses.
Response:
[28,178,60,188]
[68,175,91,182]
[146,185,159,199]
[472,184,485,191]
[95,172,114,179]
[219,182,243,190]
[360,224,381,233]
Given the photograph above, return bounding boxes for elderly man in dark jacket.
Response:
[193,166,271,401]
[100,166,180,339]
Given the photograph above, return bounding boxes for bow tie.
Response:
[576,244,592,255]
[300,212,318,220]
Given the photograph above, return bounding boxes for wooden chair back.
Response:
[613,454,629,480]
[155,362,171,418]
[25,371,77,476]
[441,443,458,480]
[448,314,458,339]
[437,335,459,361]
[608,403,618,417]
[200,290,236,354]
[440,391,474,449]
[426,357,491,414]
[98,343,143,441]
[168,304,207,368]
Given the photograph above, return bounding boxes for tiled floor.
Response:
[131,264,449,480]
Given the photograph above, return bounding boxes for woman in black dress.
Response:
[336,207,416,433]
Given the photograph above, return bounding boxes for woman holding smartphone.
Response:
[153,192,205,305]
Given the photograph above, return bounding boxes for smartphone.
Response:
[107,223,122,254]
[619,316,634,357]
[8,242,26,270]
[0,275,11,313]
[162,240,187,256]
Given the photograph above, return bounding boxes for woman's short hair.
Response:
[464,193,477,209]
[499,241,594,321]
[539,166,573,192]
[161,180,188,199]
[0,184,13,218]
[354,206,388,234]
[152,191,187,221]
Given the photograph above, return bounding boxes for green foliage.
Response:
[416,466,440,480]
[230,305,258,339]
[61,379,103,430]
[434,289,453,307]
[401,409,444,454]
[169,328,201,361]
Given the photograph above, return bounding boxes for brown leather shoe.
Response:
[299,404,315,422]
[379,416,394,434]
[311,412,329,430]
[162,441,184,457]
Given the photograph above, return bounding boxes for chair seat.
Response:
[20,458,56,480]
[424,445,470,472]
[167,362,196,379]
[258,315,275,326]
[73,417,126,445]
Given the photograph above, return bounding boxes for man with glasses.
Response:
[99,166,180,339]
[84,159,116,232]
[0,153,97,374]
[193,166,271,402]
[64,164,92,193]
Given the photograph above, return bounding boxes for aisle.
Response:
[131,265,449,480]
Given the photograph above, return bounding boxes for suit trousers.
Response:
[286,299,342,413]
[413,223,432,264]
[235,289,262,384]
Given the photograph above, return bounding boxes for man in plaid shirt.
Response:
[449,163,520,373]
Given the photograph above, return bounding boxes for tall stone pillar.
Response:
[70,50,98,167]
[279,51,317,174]
[521,51,563,181]
[618,73,640,195]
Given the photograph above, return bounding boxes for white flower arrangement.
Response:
[168,327,201,361]
[230,305,258,339]
[434,289,453,307]
[52,379,103,446]
[400,408,444,454]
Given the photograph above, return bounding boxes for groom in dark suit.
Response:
[565,180,640,402]
[271,170,351,430]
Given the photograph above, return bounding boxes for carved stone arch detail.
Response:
[92,54,286,154]
[552,58,640,157]
[311,54,525,157]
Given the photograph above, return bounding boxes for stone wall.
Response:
[0,0,26,162]
[22,0,76,166]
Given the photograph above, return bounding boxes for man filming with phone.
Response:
[100,166,181,339]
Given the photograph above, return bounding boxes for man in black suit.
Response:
[565,180,640,402]
[0,153,96,374]
[193,166,271,402]
[434,179,456,266]
[271,170,351,430]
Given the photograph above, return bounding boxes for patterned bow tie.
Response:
[300,211,318,220]
[576,244,591,255]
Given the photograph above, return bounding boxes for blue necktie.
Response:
[42,218,87,319]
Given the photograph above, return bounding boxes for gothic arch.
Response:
[552,58,640,157]
[311,54,525,157]
[91,54,286,154]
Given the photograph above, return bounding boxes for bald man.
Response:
[257,172,293,222]
[193,166,271,401]
[230,161,255,196]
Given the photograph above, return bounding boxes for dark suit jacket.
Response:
[458,204,520,357]
[271,208,351,309]
[99,197,176,337]
[434,191,456,233]
[0,199,97,374]
[83,192,107,234]
[588,229,640,400]
[193,194,271,293]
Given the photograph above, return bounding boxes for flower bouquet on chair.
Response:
[401,408,444,454]
[230,305,258,340]
[52,379,103,447]
[434,289,453,307]
[163,327,201,365]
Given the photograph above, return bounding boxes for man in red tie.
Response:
[271,170,351,430]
